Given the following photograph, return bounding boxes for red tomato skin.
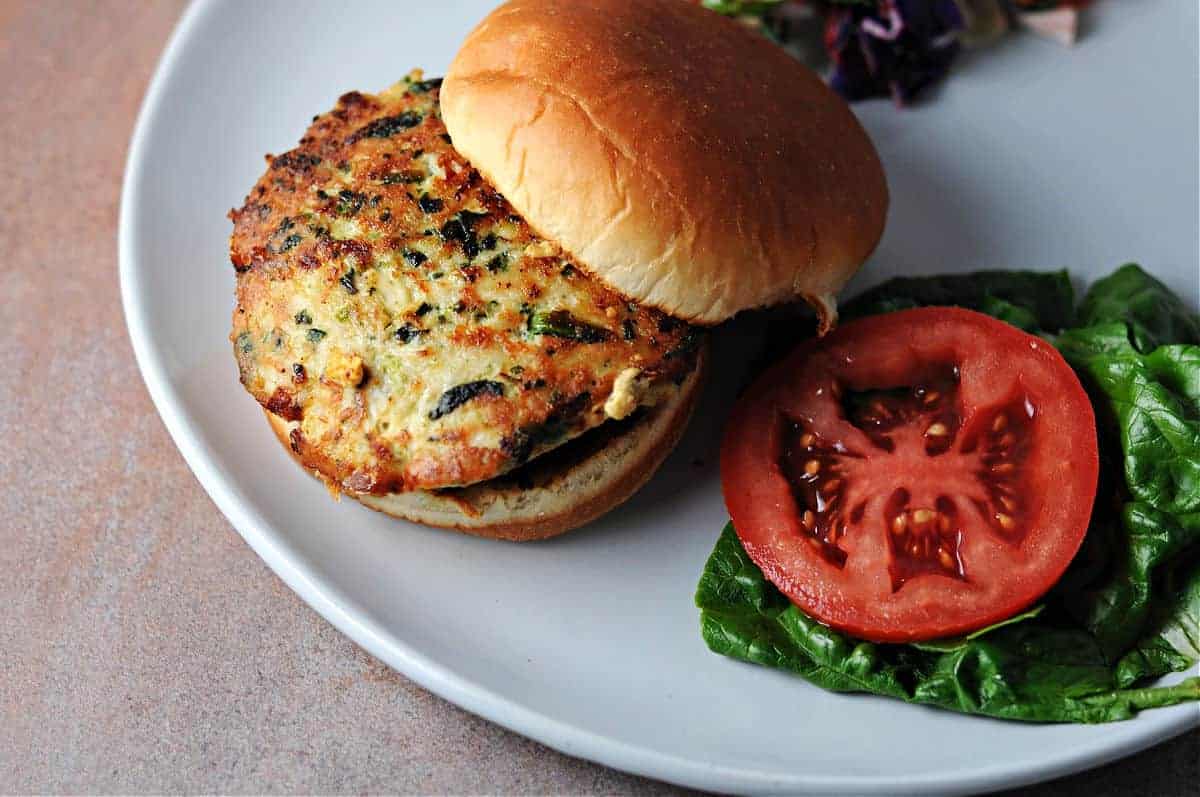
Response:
[721,307,1099,643]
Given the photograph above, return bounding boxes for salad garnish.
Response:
[698,263,1200,722]
[701,0,1094,106]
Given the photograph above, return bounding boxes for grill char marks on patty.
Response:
[229,72,700,494]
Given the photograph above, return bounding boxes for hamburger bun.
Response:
[265,346,706,541]
[441,0,888,328]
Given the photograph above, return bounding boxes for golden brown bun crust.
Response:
[265,348,705,541]
[441,0,888,326]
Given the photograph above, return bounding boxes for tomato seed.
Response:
[804,459,820,476]
[926,422,949,437]
[992,414,1008,432]
[995,512,1016,531]
[799,432,815,448]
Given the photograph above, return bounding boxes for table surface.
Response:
[2,1,1195,793]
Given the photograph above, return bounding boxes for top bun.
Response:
[441,0,888,326]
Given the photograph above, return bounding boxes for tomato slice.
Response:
[721,307,1098,642]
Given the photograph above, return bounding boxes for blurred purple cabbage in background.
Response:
[825,0,965,104]
[700,0,1091,106]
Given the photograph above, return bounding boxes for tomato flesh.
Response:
[721,307,1098,642]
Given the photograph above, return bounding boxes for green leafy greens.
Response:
[1076,263,1200,352]
[841,268,1077,332]
[700,525,1200,722]
[697,263,1200,722]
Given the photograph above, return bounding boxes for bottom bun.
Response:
[266,348,705,541]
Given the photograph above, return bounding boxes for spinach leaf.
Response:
[697,525,1200,723]
[1059,332,1200,516]
[1049,290,1199,669]
[698,264,1200,723]
[428,380,504,421]
[911,605,1044,653]
[1077,263,1200,352]
[1055,321,1137,359]
[527,310,612,343]
[348,112,423,143]
[842,269,1075,332]
[1116,561,1200,687]
[1066,502,1200,659]
[976,296,1043,333]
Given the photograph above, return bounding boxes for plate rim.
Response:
[118,1,1198,792]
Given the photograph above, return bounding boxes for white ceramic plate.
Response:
[120,1,1199,793]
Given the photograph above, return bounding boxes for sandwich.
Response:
[227,0,888,540]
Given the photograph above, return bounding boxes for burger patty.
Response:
[230,73,700,494]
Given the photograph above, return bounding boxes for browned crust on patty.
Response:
[265,345,706,540]
[230,74,700,494]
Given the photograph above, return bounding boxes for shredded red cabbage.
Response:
[700,0,1094,106]
[825,1,964,104]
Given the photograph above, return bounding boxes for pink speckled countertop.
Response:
[1,2,1194,793]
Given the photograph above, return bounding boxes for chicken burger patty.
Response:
[230,73,701,494]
